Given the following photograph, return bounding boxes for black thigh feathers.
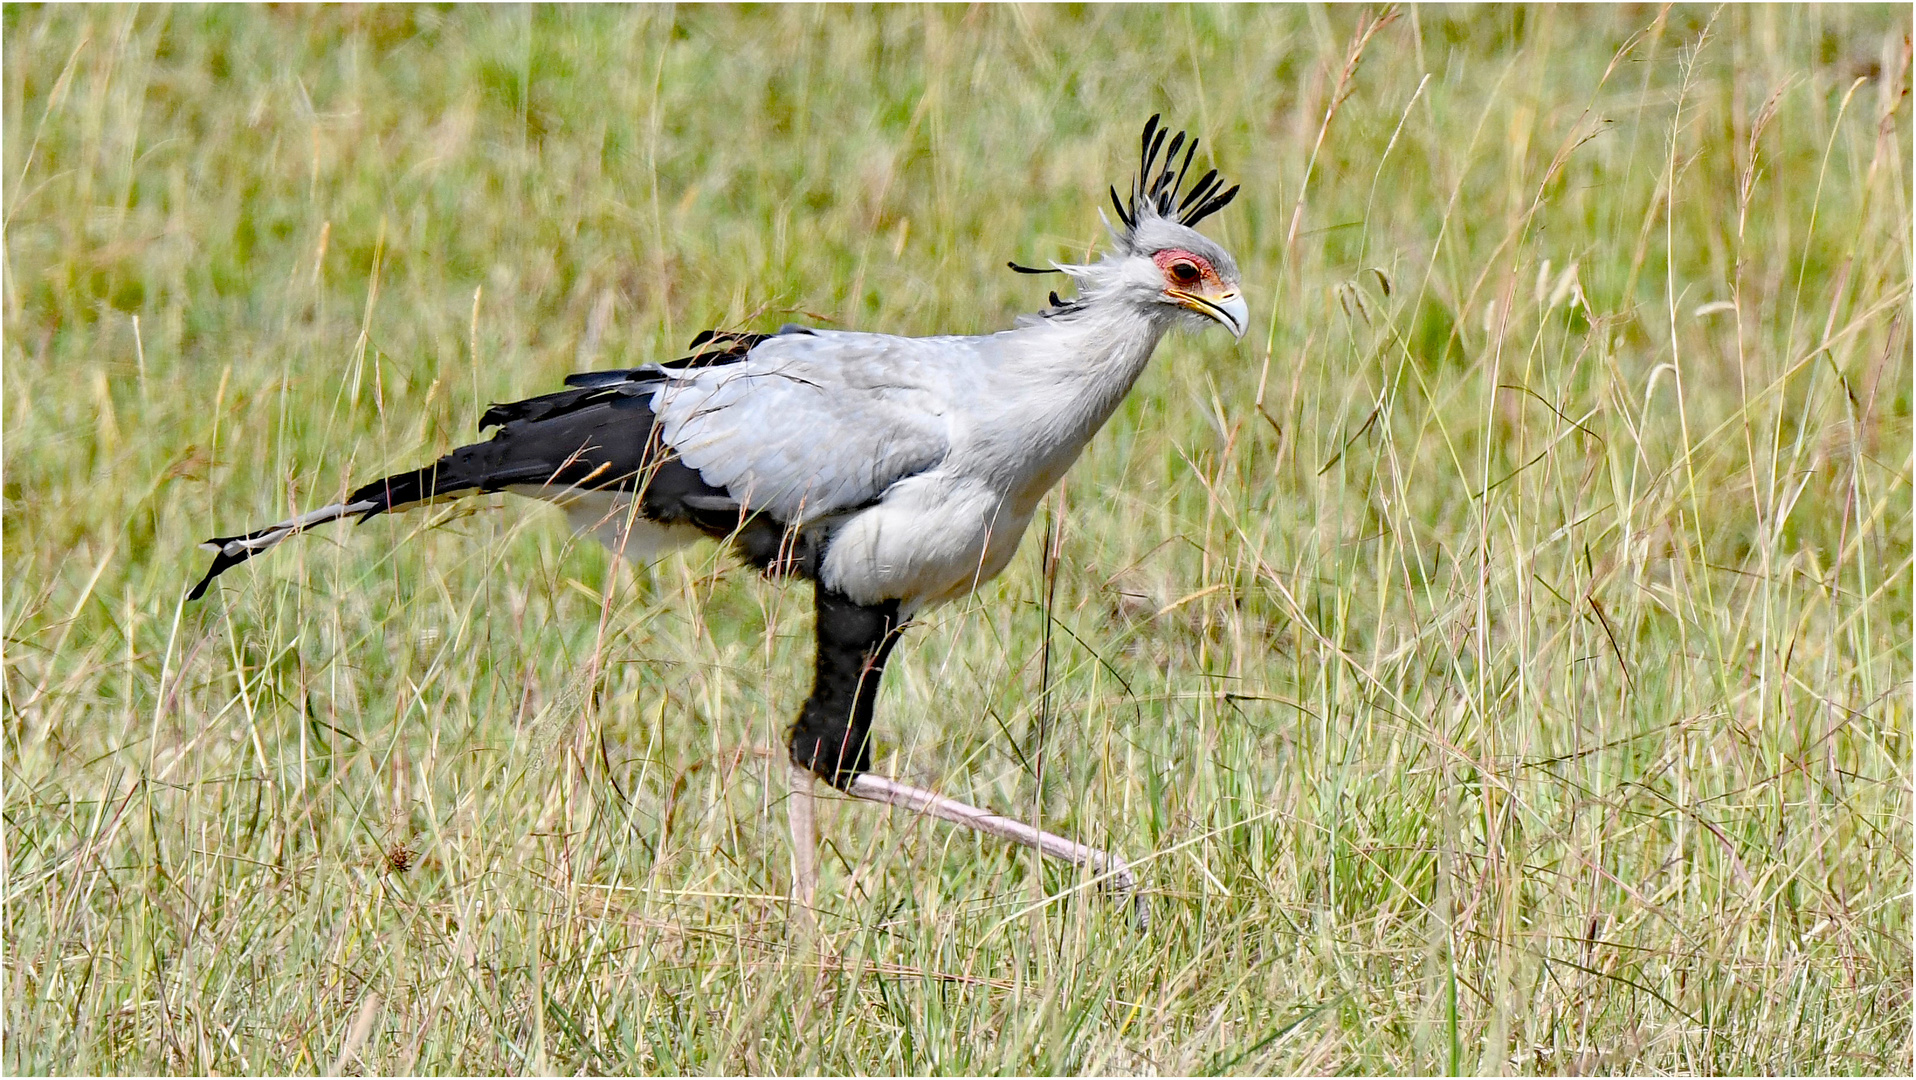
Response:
[789,588,907,788]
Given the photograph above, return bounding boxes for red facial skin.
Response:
[1151,248,1225,291]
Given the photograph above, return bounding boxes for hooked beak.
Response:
[1170,289,1249,339]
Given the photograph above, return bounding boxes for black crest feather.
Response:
[1120,114,1238,232]
[1009,116,1236,288]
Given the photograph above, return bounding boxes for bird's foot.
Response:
[846,773,1149,929]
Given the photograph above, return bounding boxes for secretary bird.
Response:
[189,115,1244,927]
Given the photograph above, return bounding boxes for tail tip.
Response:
[186,567,218,602]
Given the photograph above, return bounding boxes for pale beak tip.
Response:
[1220,293,1250,340]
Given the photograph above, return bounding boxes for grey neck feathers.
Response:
[996,287,1170,457]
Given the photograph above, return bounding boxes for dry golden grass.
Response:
[5,5,1910,1073]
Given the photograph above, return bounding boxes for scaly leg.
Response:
[786,584,1145,928]
[787,765,819,929]
[847,773,1148,928]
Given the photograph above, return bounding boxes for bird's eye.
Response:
[1168,260,1201,284]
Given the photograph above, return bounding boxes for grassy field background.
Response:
[5,4,1910,1074]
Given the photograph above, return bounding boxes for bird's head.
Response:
[1046,115,1244,338]
[1015,116,1246,338]
[1115,214,1247,339]
[1111,116,1245,338]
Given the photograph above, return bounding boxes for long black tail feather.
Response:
[187,499,377,601]
[189,386,664,600]
[188,345,803,600]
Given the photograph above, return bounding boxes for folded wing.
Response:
[649,331,958,523]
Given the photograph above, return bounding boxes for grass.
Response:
[4,4,1910,1074]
